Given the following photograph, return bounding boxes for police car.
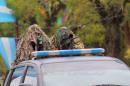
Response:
[4,48,130,86]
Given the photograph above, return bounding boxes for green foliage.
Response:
[0,23,15,37]
[0,55,7,76]
[123,48,130,66]
[78,24,105,47]
[64,0,105,47]
[7,0,46,35]
[100,0,124,7]
[125,3,130,21]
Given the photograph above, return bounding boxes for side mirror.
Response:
[19,83,33,86]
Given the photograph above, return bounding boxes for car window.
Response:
[10,67,25,86]
[24,67,37,86]
[42,60,130,86]
[10,66,37,86]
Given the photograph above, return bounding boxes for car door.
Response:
[4,64,38,86]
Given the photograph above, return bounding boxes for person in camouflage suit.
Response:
[51,27,84,50]
[16,24,84,63]
[16,24,55,63]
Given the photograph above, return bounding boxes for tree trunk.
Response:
[124,21,130,48]
[91,0,125,58]
[15,19,20,43]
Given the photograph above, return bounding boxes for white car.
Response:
[4,49,130,86]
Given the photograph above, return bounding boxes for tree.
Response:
[123,2,130,48]
[7,0,46,37]
[90,0,126,58]
[63,0,105,48]
[38,0,66,34]
[0,23,15,37]
[6,0,130,58]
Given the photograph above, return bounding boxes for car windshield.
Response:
[42,60,130,86]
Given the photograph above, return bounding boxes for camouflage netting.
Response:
[51,27,84,50]
[16,24,55,63]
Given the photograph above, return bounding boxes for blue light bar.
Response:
[32,48,105,57]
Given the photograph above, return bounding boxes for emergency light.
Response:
[32,48,105,57]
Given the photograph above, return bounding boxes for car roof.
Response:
[20,56,122,65]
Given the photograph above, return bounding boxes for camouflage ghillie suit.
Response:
[51,27,84,50]
[16,24,55,63]
[16,25,84,63]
